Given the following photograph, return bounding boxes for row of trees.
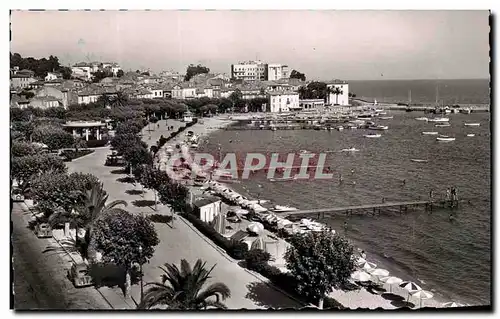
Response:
[10,52,72,79]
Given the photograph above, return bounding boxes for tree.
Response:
[138,259,231,309]
[245,249,272,272]
[137,167,170,211]
[93,209,159,298]
[32,125,74,150]
[111,133,142,155]
[157,179,189,214]
[184,64,210,82]
[91,70,113,83]
[11,141,41,157]
[59,66,72,79]
[11,154,67,192]
[331,86,343,105]
[117,69,124,77]
[290,70,306,81]
[123,141,153,171]
[284,230,355,309]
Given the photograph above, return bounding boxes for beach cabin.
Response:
[183,111,193,123]
[192,196,222,223]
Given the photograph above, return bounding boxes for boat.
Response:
[415,117,429,121]
[464,123,480,127]
[190,143,199,149]
[428,117,450,122]
[422,131,439,135]
[336,126,344,131]
[274,205,298,212]
[460,108,472,114]
[411,159,429,163]
[379,116,393,120]
[341,147,360,152]
[467,134,475,137]
[374,109,384,112]
[437,137,456,142]
[364,134,382,138]
[435,123,450,127]
[368,125,389,130]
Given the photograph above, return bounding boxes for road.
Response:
[11,202,111,309]
[65,118,302,309]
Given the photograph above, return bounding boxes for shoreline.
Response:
[192,114,476,309]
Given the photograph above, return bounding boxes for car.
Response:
[35,223,53,238]
[67,262,93,288]
[11,188,24,202]
[105,154,126,166]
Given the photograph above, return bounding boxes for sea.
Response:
[198,79,491,306]
[348,79,490,106]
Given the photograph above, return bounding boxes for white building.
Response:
[299,99,325,111]
[267,91,299,113]
[10,74,36,89]
[72,62,93,81]
[231,61,267,81]
[193,197,222,223]
[326,80,349,106]
[44,72,62,81]
[171,83,197,99]
[267,64,290,81]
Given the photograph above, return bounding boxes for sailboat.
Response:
[405,90,412,112]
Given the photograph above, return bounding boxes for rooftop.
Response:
[193,196,220,208]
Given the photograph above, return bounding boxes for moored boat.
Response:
[364,134,382,138]
[368,125,389,130]
[341,147,360,152]
[428,117,450,122]
[436,137,456,142]
[422,131,439,135]
[274,205,298,212]
[466,134,475,137]
[379,116,393,120]
[460,108,472,114]
[415,117,429,121]
[411,159,429,163]
[464,123,480,127]
[435,123,451,127]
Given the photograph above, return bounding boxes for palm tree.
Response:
[331,86,343,105]
[81,182,128,260]
[138,259,231,310]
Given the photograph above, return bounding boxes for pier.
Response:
[277,199,462,218]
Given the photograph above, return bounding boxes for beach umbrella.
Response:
[360,261,377,272]
[251,237,265,250]
[410,290,433,308]
[213,213,227,235]
[247,222,264,235]
[399,281,422,293]
[441,301,465,308]
[379,276,402,292]
[355,257,366,266]
[350,270,372,282]
[369,268,389,277]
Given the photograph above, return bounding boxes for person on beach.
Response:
[360,250,367,259]
[343,221,348,231]
[429,189,434,201]
[446,188,451,201]
[449,213,454,222]
[339,174,344,184]
[402,179,406,186]
[382,197,386,203]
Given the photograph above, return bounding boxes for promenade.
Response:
[65,117,301,309]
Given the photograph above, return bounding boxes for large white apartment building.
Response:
[231,61,267,81]
[267,64,290,81]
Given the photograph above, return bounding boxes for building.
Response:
[10,73,36,89]
[267,91,300,113]
[10,95,30,108]
[192,196,222,223]
[63,121,107,141]
[35,86,70,109]
[77,86,118,105]
[171,83,197,99]
[231,61,267,81]
[267,64,290,81]
[299,99,325,111]
[146,86,164,98]
[326,80,349,106]
[44,72,62,81]
[29,96,62,109]
[72,62,93,81]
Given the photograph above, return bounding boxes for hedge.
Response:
[182,212,248,260]
[148,214,173,224]
[86,139,109,148]
[60,149,94,161]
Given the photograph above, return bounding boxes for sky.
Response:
[10,10,490,80]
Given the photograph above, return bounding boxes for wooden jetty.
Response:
[278,199,461,218]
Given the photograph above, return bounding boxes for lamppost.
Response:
[138,245,144,302]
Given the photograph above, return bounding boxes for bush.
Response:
[183,212,230,251]
[148,214,173,224]
[86,139,109,148]
[60,149,94,160]
[227,240,248,260]
[245,249,271,271]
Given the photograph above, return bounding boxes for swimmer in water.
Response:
[339,174,344,184]
[402,179,406,185]
[449,213,454,222]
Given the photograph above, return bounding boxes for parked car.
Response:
[11,188,24,202]
[105,154,126,166]
[35,223,53,238]
[67,262,93,288]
